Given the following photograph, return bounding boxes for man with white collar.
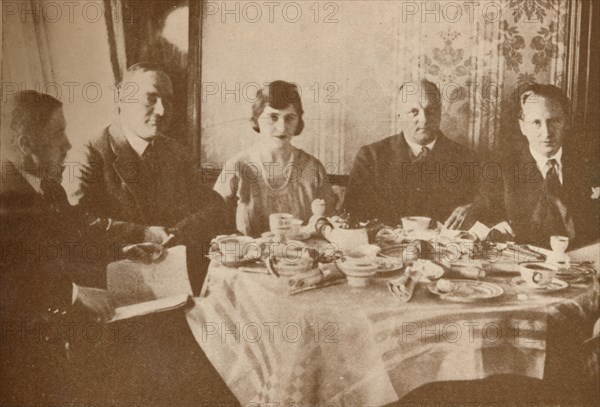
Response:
[66,62,227,293]
[343,79,479,228]
[1,91,115,403]
[472,84,599,247]
[2,90,238,405]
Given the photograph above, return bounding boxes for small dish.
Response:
[286,231,311,241]
[344,244,381,262]
[336,260,378,287]
[269,255,315,277]
[428,279,504,302]
[268,244,318,277]
[401,216,432,231]
[557,265,595,279]
[206,252,261,268]
[375,257,404,274]
[380,242,421,261]
[209,235,261,267]
[510,276,569,292]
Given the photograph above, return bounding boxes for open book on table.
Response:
[106,245,193,322]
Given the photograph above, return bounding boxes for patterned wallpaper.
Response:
[200,0,578,173]
[395,0,570,153]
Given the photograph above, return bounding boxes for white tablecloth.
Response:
[186,244,599,406]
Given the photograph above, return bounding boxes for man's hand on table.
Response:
[488,221,515,242]
[75,286,115,322]
[122,242,169,264]
[444,204,472,230]
[144,226,170,244]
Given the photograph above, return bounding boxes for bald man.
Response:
[343,79,479,228]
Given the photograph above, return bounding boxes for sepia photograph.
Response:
[1,0,599,405]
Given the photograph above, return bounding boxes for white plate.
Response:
[510,276,569,292]
[428,279,504,302]
[557,264,596,278]
[375,258,404,274]
[286,231,311,241]
[206,252,261,268]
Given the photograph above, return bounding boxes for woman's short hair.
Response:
[8,90,63,148]
[250,80,305,135]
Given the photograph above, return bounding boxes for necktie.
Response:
[414,146,430,162]
[142,140,161,174]
[543,159,575,239]
[40,179,69,211]
[545,159,561,198]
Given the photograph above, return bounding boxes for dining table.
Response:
[184,241,600,406]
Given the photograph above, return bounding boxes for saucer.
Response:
[557,264,595,279]
[286,231,311,241]
[206,252,260,268]
[509,276,569,292]
[375,257,404,274]
[428,280,504,302]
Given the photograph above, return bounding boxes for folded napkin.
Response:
[412,260,445,281]
[469,221,492,241]
[447,265,486,279]
[288,263,345,294]
[288,268,324,289]
[388,266,422,302]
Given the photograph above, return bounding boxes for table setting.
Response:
[184,203,599,406]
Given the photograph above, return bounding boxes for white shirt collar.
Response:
[529,146,563,174]
[403,133,437,157]
[121,122,151,157]
[14,164,44,195]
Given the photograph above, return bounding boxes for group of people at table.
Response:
[1,62,598,404]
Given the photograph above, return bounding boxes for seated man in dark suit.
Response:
[470,84,599,248]
[65,62,228,292]
[1,91,116,403]
[343,79,479,228]
[1,91,239,405]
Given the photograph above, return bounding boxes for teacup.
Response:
[269,213,293,234]
[401,216,432,231]
[519,262,558,288]
[550,235,569,254]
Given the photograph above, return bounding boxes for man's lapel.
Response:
[560,147,585,198]
[509,148,545,223]
[0,164,77,241]
[107,123,147,215]
[1,162,47,210]
[387,134,413,197]
[393,133,413,166]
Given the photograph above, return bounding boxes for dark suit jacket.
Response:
[343,132,479,226]
[0,164,108,402]
[66,123,228,291]
[471,146,599,248]
[1,164,238,405]
[1,168,74,322]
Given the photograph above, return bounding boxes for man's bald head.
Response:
[397,79,442,145]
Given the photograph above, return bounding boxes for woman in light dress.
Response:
[214,80,336,237]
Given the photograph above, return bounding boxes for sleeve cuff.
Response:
[72,283,79,305]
